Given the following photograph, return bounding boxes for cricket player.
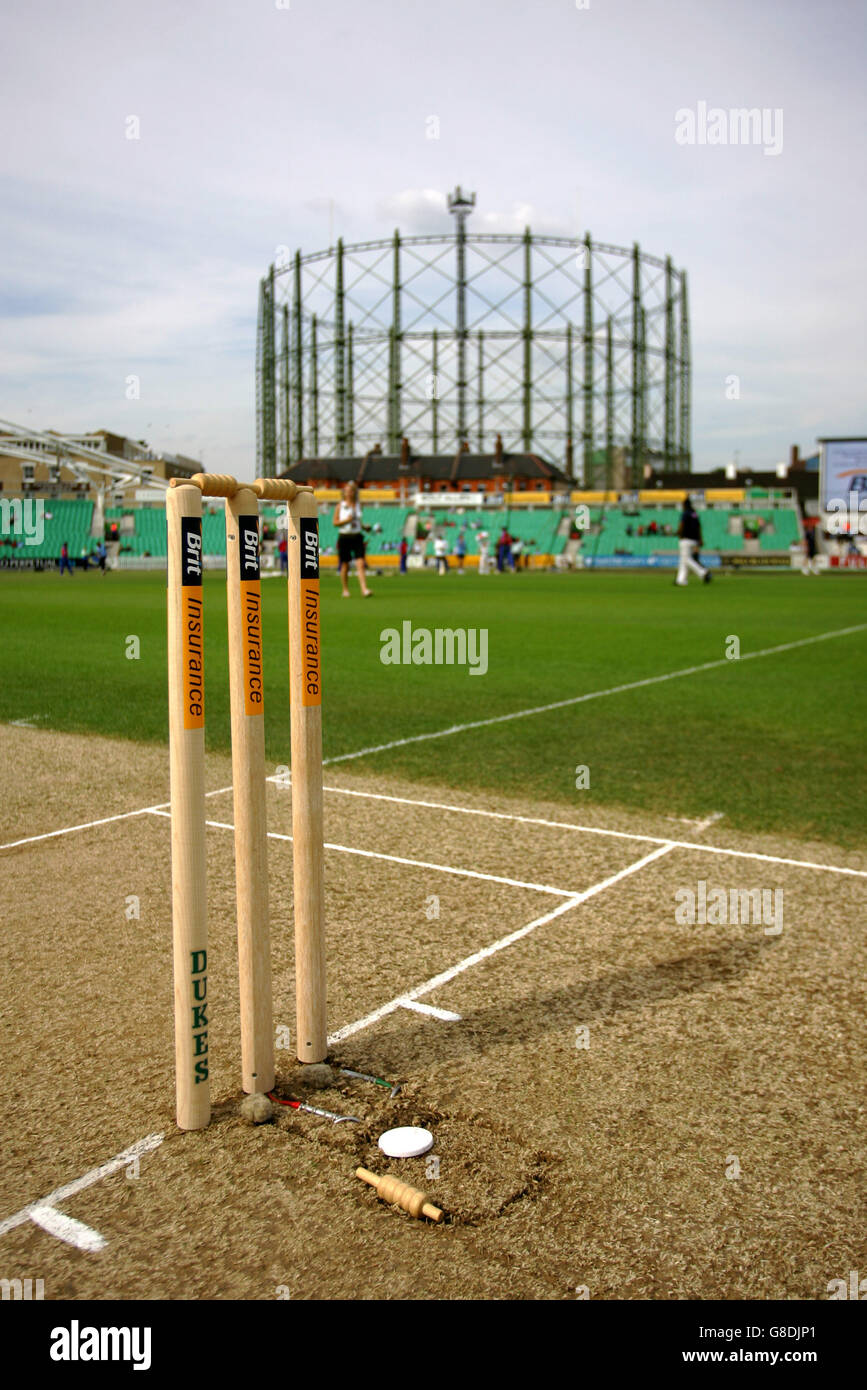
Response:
[675,498,711,586]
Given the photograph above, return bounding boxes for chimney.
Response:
[358,442,382,485]
[450,439,469,483]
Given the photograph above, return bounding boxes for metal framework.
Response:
[256,189,691,483]
[0,418,172,493]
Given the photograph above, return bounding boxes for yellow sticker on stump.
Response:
[299,516,321,707]
[182,592,204,728]
[300,579,321,706]
[241,582,264,715]
[180,517,204,729]
[237,517,264,717]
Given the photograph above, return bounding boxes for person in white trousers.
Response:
[675,498,711,586]
[478,531,491,575]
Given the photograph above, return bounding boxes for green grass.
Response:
[2,567,865,845]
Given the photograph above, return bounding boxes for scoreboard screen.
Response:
[821,439,867,512]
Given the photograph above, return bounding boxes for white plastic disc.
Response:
[377,1126,433,1159]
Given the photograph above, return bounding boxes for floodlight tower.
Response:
[448,185,476,445]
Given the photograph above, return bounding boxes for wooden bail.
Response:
[356,1168,443,1222]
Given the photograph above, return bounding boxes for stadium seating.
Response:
[419,507,569,559]
[586,505,800,559]
[318,507,412,556]
[3,499,800,567]
[0,498,93,561]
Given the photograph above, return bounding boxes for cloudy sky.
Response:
[1,0,864,473]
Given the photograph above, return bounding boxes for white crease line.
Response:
[399,1000,462,1022]
[321,624,867,766]
[147,810,579,896]
[666,811,724,831]
[0,1133,164,1245]
[328,843,676,1046]
[317,785,867,879]
[0,846,670,1249]
[6,619,863,860]
[0,785,236,854]
[29,1205,106,1253]
[7,779,864,881]
[0,806,169,853]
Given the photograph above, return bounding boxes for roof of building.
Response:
[284,449,572,486]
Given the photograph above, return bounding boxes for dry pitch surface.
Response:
[1,724,865,1301]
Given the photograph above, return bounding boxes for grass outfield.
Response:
[1,567,865,844]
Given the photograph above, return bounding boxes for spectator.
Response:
[96,539,108,576]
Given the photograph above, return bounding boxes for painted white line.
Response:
[6,620,862,861]
[322,625,867,766]
[399,1000,462,1022]
[0,1133,164,1243]
[0,806,169,853]
[0,847,668,1249]
[29,1205,106,1253]
[0,784,236,855]
[666,811,724,832]
[651,840,867,878]
[9,774,862,882]
[313,840,575,896]
[328,843,676,1046]
[318,785,867,879]
[147,811,580,896]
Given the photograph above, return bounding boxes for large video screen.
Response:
[822,439,867,510]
